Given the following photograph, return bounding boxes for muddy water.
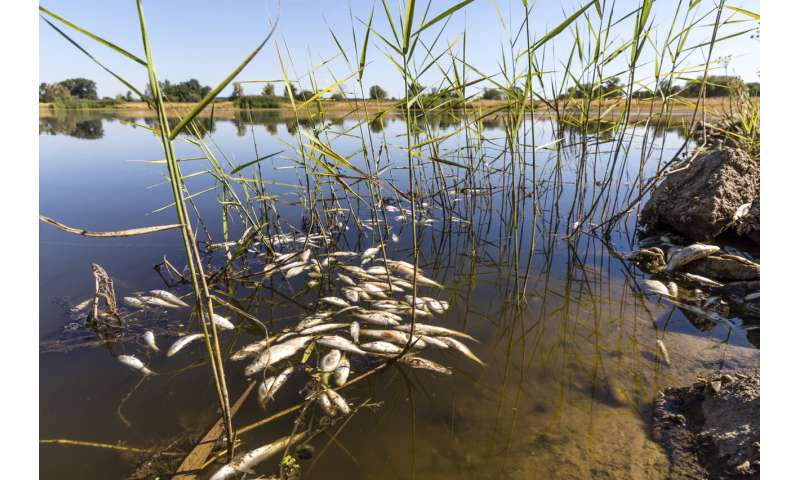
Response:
[39,111,757,479]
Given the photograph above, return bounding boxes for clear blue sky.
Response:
[39,0,760,99]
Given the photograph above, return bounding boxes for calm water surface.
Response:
[40,111,758,479]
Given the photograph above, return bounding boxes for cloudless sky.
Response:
[39,0,760,99]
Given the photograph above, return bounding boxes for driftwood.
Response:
[40,214,182,237]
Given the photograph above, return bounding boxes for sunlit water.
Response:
[40,111,758,479]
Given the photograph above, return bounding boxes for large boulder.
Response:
[640,148,759,242]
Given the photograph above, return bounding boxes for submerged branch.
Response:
[39,214,182,237]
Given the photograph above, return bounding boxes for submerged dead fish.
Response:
[399,356,452,375]
[117,355,156,376]
[439,337,485,366]
[167,333,205,357]
[148,289,191,308]
[209,431,309,480]
[143,331,159,352]
[123,296,147,309]
[257,366,294,407]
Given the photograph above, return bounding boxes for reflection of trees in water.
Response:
[142,117,216,137]
[40,115,105,139]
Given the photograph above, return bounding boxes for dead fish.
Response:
[341,287,361,303]
[320,349,342,372]
[117,355,156,376]
[424,298,446,314]
[360,329,426,348]
[299,249,312,263]
[439,337,485,366]
[70,298,94,313]
[683,272,724,288]
[744,292,760,301]
[641,279,671,297]
[317,389,337,416]
[320,296,350,308]
[209,431,309,480]
[148,289,191,308]
[245,336,313,376]
[360,340,404,354]
[279,260,306,271]
[299,323,348,336]
[665,244,720,272]
[326,388,351,415]
[141,295,183,309]
[352,311,400,327]
[384,205,400,213]
[275,331,297,343]
[231,339,269,361]
[296,313,330,331]
[667,282,679,298]
[365,266,390,276]
[350,321,360,343]
[656,339,671,367]
[391,233,400,243]
[284,265,307,279]
[212,314,235,331]
[420,335,449,349]
[333,356,350,386]
[316,335,366,355]
[257,366,294,407]
[167,333,205,357]
[361,246,381,264]
[123,296,147,309]
[327,251,359,257]
[399,356,452,375]
[395,323,477,342]
[143,331,159,352]
[414,274,444,289]
[666,299,736,330]
[337,273,356,286]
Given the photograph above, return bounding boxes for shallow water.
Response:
[39,110,758,479]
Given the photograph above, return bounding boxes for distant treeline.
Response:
[41,75,759,109]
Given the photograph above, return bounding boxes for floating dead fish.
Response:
[284,265,306,279]
[209,431,309,480]
[143,331,159,352]
[320,349,342,372]
[360,340,404,355]
[414,274,444,289]
[361,246,381,264]
[352,311,400,327]
[439,337,485,366]
[245,336,313,376]
[391,233,400,243]
[317,389,337,416]
[341,287,361,303]
[399,356,452,375]
[326,388,351,415]
[231,339,268,361]
[665,244,720,272]
[299,323,348,336]
[683,272,724,288]
[320,297,350,308]
[299,249,312,263]
[360,329,426,349]
[337,273,356,286]
[396,323,477,342]
[641,279,671,297]
[148,290,191,308]
[667,282,678,298]
[140,295,183,309]
[117,355,156,376]
[316,335,366,356]
[333,356,350,386]
[296,313,330,331]
[656,339,671,367]
[123,296,147,309]
[167,333,205,357]
[70,298,93,313]
[257,366,294,407]
[211,314,235,331]
[350,321,360,343]
[424,298,446,314]
[420,335,449,349]
[366,266,390,276]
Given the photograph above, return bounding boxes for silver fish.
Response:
[420,335,449,349]
[425,298,446,314]
[350,321,360,343]
[299,249,312,263]
[148,289,191,308]
[70,298,94,313]
[641,279,671,297]
[683,273,724,288]
[141,296,182,309]
[167,333,205,357]
[317,389,337,416]
[360,329,426,348]
[361,246,381,264]
[212,314,235,331]
[337,273,356,286]
[399,356,452,375]
[360,341,404,354]
[353,311,400,327]
[123,296,147,309]
[143,331,159,352]
[333,356,350,386]
[284,265,306,279]
[245,336,313,376]
[316,335,366,355]
[395,323,477,342]
[656,339,671,367]
[257,366,294,407]
[117,355,156,376]
[230,339,268,361]
[320,349,342,372]
[299,323,348,336]
[665,244,720,272]
[326,388,351,415]
[439,337,485,366]
[341,287,361,303]
[209,431,308,480]
[320,296,349,308]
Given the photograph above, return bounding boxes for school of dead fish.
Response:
[74,242,483,479]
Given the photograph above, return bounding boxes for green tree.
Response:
[330,92,345,101]
[482,88,504,100]
[681,75,745,98]
[58,78,98,99]
[262,83,275,96]
[231,82,244,100]
[369,85,388,100]
[39,82,71,102]
[283,84,298,98]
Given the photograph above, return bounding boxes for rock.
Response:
[687,255,760,281]
[736,195,760,243]
[640,148,759,242]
